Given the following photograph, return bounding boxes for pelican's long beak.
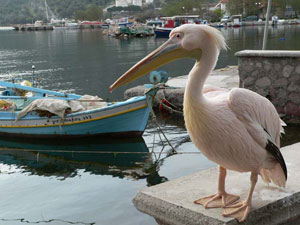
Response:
[109,35,200,92]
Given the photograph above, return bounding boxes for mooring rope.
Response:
[0,148,200,155]
[146,92,177,154]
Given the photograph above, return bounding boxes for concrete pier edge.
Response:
[133,143,300,225]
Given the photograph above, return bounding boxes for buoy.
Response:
[149,70,168,84]
[159,98,171,113]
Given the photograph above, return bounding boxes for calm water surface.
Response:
[0,26,299,225]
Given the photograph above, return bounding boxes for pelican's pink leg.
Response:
[194,166,240,208]
[222,172,258,222]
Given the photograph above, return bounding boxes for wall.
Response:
[235,50,300,122]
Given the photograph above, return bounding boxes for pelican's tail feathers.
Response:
[260,164,286,188]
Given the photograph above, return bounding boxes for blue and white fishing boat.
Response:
[0,81,157,138]
[154,27,173,38]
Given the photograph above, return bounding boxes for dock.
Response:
[14,25,54,31]
[133,142,300,225]
[124,66,239,109]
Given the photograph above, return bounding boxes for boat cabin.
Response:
[160,15,201,28]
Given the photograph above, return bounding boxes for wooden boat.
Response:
[231,15,242,28]
[154,15,200,38]
[0,81,158,138]
[154,27,173,38]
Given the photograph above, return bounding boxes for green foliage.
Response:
[0,0,111,25]
[107,5,142,12]
[210,8,225,22]
[74,5,103,21]
[161,0,204,16]
[227,0,300,17]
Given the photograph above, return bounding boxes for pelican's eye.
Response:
[175,33,183,39]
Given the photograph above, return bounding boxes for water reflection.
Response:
[0,136,168,184]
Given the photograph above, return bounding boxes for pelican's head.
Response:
[109,24,227,92]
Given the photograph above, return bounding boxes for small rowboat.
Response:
[0,81,157,138]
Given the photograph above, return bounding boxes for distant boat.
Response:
[215,23,225,28]
[50,18,79,29]
[0,27,15,31]
[231,15,242,28]
[154,27,173,38]
[154,15,201,38]
[0,81,158,138]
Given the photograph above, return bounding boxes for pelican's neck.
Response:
[185,45,219,102]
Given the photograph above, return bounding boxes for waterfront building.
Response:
[116,0,142,7]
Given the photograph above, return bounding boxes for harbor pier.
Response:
[14,25,54,31]
[133,142,300,225]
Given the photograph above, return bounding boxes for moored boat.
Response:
[154,27,173,38]
[0,27,15,31]
[0,81,158,138]
[154,15,201,38]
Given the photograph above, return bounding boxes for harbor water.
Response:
[0,25,300,225]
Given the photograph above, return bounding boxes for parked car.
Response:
[245,15,258,21]
[221,16,230,23]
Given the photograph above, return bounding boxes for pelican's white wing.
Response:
[227,88,282,147]
[227,88,287,186]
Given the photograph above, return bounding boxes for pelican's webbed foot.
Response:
[194,192,240,208]
[222,201,251,222]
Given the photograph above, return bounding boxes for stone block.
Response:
[133,143,300,225]
[295,65,300,74]
[285,102,300,116]
[276,88,287,100]
[283,65,294,78]
[274,63,282,72]
[287,83,299,92]
[274,78,288,88]
[288,92,300,105]
[244,76,255,86]
[255,77,271,87]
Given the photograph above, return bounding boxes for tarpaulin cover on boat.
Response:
[16,95,107,120]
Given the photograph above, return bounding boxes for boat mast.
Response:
[45,0,49,22]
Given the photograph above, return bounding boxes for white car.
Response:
[221,16,230,23]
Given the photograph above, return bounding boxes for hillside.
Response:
[0,0,219,25]
[0,0,111,25]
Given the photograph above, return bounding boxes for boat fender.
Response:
[2,89,14,96]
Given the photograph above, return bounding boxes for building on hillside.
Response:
[145,0,154,4]
[213,0,228,15]
[115,0,142,7]
[132,0,142,6]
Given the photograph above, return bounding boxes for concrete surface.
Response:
[124,66,239,109]
[235,50,300,58]
[133,142,300,225]
[166,66,239,89]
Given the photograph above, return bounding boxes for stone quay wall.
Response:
[235,50,300,122]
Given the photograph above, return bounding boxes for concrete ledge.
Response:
[235,50,300,58]
[133,143,300,225]
[124,66,239,109]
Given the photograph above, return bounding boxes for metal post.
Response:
[262,0,272,50]
[45,0,49,22]
[32,65,35,87]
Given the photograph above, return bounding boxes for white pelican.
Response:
[109,24,287,222]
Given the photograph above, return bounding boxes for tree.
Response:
[85,5,103,21]
[227,0,291,17]
[210,8,225,22]
[161,0,203,17]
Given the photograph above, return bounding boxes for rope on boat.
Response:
[146,88,177,154]
[155,95,183,115]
